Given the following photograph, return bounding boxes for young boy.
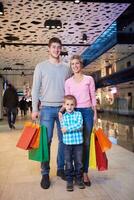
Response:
[60,95,85,191]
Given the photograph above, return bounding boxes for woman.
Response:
[64,55,97,186]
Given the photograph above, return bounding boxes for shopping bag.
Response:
[29,124,40,149]
[28,125,49,162]
[95,137,108,171]
[16,122,39,150]
[89,130,97,169]
[95,128,112,152]
[109,136,117,144]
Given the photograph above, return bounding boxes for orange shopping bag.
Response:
[95,128,112,152]
[29,124,40,149]
[16,122,39,150]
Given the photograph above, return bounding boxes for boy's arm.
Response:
[66,112,83,132]
[60,117,67,133]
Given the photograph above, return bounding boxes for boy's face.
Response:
[49,42,62,59]
[64,99,75,113]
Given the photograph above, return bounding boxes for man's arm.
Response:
[31,65,41,120]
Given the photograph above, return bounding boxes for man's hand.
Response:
[31,112,39,121]
[61,127,67,134]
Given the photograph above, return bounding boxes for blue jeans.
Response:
[7,107,17,128]
[75,108,94,173]
[40,106,64,175]
[64,144,83,183]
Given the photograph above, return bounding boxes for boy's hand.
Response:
[61,127,67,133]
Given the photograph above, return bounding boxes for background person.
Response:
[60,95,85,191]
[64,55,97,186]
[3,83,18,129]
[31,37,71,189]
[19,97,28,117]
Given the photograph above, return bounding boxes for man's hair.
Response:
[64,95,77,106]
[70,55,83,68]
[48,37,62,47]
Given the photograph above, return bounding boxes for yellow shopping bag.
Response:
[89,129,97,169]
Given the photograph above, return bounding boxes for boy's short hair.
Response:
[64,95,77,106]
[48,37,62,47]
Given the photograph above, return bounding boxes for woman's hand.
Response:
[58,111,63,120]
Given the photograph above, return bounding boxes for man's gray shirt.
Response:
[32,60,71,112]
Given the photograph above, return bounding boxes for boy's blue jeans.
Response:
[64,144,83,183]
[40,106,64,175]
[75,108,94,173]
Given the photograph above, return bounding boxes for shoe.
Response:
[76,180,85,189]
[12,124,16,129]
[83,173,91,187]
[40,174,50,189]
[57,169,66,181]
[84,180,91,187]
[66,182,73,191]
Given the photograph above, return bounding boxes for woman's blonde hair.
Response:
[70,55,83,68]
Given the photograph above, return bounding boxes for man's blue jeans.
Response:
[64,144,83,183]
[40,106,64,175]
[75,108,94,173]
[7,107,17,128]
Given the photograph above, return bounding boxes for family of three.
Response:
[31,37,97,191]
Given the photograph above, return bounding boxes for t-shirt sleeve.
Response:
[32,65,42,112]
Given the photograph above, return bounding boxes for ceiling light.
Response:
[74,0,80,3]
[0,2,4,15]
[44,19,62,29]
[82,33,87,43]
[3,67,12,71]
[1,42,5,49]
[60,51,68,57]
[21,72,25,76]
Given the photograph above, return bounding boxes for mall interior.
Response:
[0,0,134,199]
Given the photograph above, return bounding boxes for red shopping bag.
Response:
[95,137,108,171]
[16,122,39,150]
[95,128,112,152]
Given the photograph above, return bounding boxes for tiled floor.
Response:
[0,118,134,200]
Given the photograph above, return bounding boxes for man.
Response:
[3,84,18,129]
[31,37,71,189]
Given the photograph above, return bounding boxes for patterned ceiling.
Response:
[0,0,129,88]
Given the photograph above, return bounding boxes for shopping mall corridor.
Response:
[0,116,134,200]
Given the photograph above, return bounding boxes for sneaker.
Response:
[76,180,85,189]
[40,174,50,189]
[57,169,66,181]
[66,182,73,192]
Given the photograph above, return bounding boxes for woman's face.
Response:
[70,59,82,73]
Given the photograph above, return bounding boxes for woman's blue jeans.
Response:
[75,108,94,173]
[40,106,64,175]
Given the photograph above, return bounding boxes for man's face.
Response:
[64,99,75,113]
[49,42,62,59]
